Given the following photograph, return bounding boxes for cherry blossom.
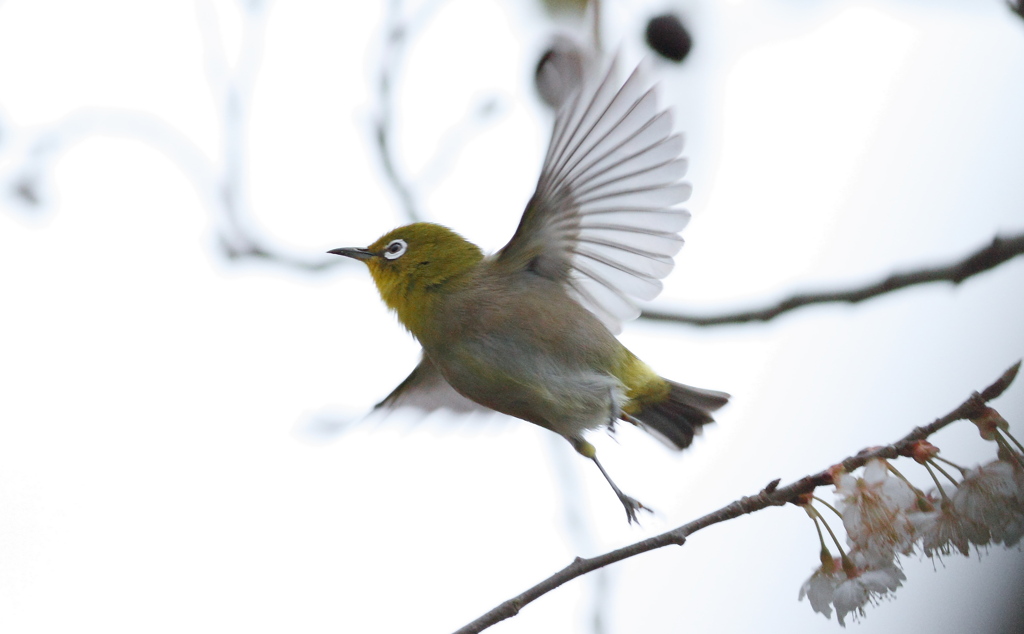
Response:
[953,460,1024,547]
[835,459,917,566]
[798,552,905,626]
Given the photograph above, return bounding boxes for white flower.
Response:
[911,500,989,557]
[834,555,904,626]
[831,577,867,626]
[798,552,905,626]
[954,460,1024,546]
[847,549,905,588]
[996,513,1024,547]
[835,459,917,566]
[798,562,840,619]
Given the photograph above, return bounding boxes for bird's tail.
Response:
[625,380,729,450]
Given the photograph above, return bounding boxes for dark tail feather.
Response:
[627,380,729,450]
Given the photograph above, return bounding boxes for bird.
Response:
[329,55,728,523]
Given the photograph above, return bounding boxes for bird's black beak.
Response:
[328,247,376,261]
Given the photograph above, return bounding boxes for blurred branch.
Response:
[196,0,336,271]
[369,0,503,225]
[0,1,341,272]
[543,435,612,634]
[414,97,502,193]
[642,232,1024,326]
[372,0,423,223]
[1,0,493,272]
[452,361,1021,634]
[1010,0,1024,21]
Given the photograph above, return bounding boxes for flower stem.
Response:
[924,461,951,503]
[816,509,848,558]
[810,509,828,552]
[931,455,967,476]
[886,463,929,498]
[929,460,961,487]
[994,433,1024,470]
[1002,428,1024,455]
[812,496,844,520]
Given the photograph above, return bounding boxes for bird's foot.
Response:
[616,490,652,525]
[578,442,654,525]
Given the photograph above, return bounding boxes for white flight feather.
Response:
[536,56,691,333]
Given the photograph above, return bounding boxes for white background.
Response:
[1,0,1023,632]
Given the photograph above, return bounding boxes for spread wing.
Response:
[497,56,691,334]
[295,354,490,442]
[373,352,489,416]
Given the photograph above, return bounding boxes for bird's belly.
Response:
[420,274,629,438]
[427,339,622,439]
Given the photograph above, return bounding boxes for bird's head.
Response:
[329,222,484,329]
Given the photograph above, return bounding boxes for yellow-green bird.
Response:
[330,57,728,523]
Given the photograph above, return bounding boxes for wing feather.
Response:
[374,353,487,415]
[497,56,691,333]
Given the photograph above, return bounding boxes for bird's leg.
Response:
[621,412,642,427]
[590,455,649,524]
[570,437,650,525]
[606,387,619,433]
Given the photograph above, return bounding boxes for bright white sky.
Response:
[1,1,1023,633]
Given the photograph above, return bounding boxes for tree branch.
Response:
[642,232,1024,326]
[1010,0,1024,22]
[452,361,1021,634]
[369,0,503,226]
[372,0,422,223]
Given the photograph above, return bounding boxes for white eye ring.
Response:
[383,238,407,260]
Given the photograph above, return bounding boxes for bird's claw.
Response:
[618,492,652,525]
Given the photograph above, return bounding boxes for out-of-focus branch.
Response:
[0,1,341,272]
[452,361,1021,634]
[1010,0,1024,21]
[542,434,612,634]
[642,232,1024,326]
[369,0,503,225]
[196,0,333,270]
[372,0,422,223]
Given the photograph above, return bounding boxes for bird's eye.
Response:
[383,238,407,260]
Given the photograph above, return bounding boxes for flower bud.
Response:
[970,407,1009,440]
[906,440,940,464]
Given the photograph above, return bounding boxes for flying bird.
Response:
[330,56,728,523]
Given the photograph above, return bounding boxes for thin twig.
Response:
[642,232,1024,326]
[543,435,612,634]
[452,361,1020,634]
[197,3,345,271]
[372,0,422,223]
[370,0,503,225]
